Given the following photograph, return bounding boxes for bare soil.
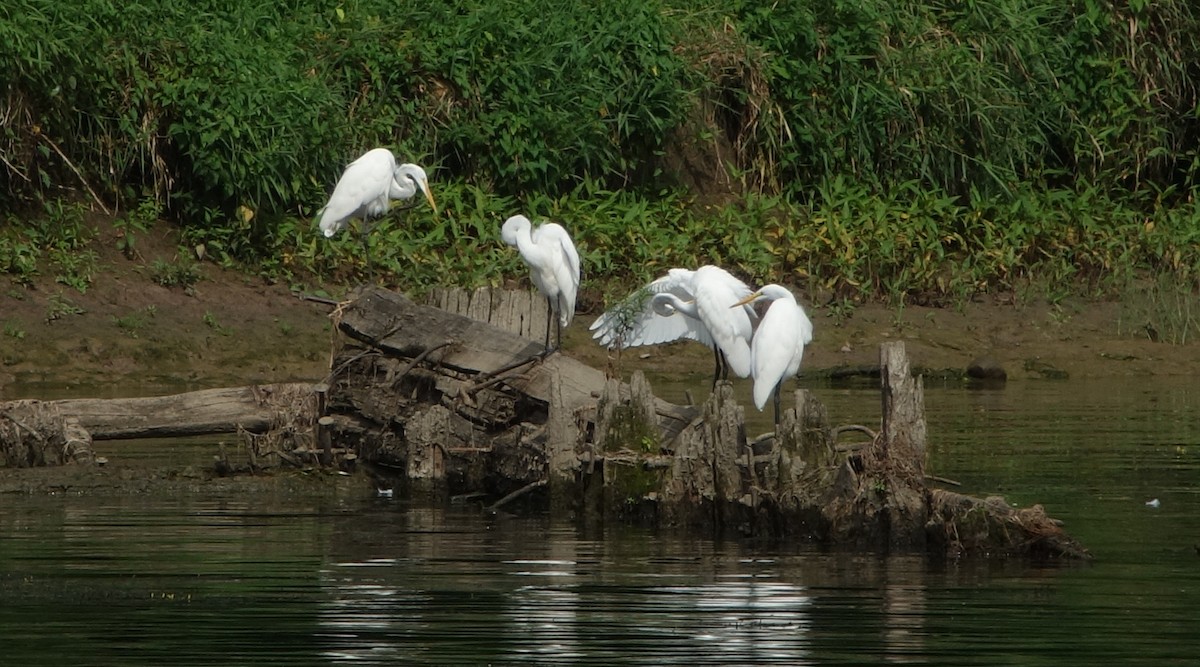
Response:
[3,214,1198,401]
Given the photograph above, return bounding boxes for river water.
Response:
[2,377,1198,665]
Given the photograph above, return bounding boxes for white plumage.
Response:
[590,265,757,383]
[501,214,581,350]
[318,148,436,239]
[734,284,814,423]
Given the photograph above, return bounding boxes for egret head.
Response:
[501,214,531,247]
[396,163,438,214]
[731,284,794,308]
[650,292,680,317]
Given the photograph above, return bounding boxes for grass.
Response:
[202,311,232,336]
[148,257,201,291]
[45,293,84,322]
[1118,273,1200,344]
[111,306,157,338]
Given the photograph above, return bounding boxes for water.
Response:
[2,378,1199,665]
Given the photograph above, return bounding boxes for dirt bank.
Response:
[2,214,1198,401]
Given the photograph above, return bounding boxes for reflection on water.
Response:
[1,378,1199,665]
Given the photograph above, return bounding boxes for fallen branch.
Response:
[486,478,547,513]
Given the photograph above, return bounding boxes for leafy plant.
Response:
[111,306,157,338]
[149,257,201,291]
[113,198,160,259]
[202,310,231,336]
[45,293,84,322]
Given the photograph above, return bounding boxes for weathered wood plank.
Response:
[427,286,551,343]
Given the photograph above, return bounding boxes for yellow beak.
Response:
[422,184,438,215]
[731,291,763,308]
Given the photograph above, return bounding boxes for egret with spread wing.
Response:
[590,265,757,387]
[501,215,581,352]
[317,148,437,273]
[732,284,814,425]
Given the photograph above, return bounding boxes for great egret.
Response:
[317,148,437,273]
[501,214,581,352]
[590,265,757,387]
[732,284,814,425]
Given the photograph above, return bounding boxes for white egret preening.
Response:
[590,265,757,387]
[732,284,814,425]
[317,148,437,273]
[501,215,581,352]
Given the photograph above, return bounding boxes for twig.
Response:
[833,424,878,439]
[39,134,110,215]
[464,370,530,396]
[365,322,406,350]
[395,341,454,379]
[323,348,381,386]
[473,353,542,383]
[0,151,30,182]
[451,491,488,504]
[299,294,341,306]
[925,474,962,487]
[486,478,547,513]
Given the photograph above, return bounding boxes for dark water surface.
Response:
[2,378,1198,665]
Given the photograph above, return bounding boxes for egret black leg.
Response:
[544,297,554,351]
[361,219,374,281]
[772,383,782,426]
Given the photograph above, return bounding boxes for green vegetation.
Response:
[148,257,201,291]
[45,293,84,322]
[111,306,156,338]
[0,199,95,290]
[202,311,232,336]
[1,0,1199,340]
[113,199,161,259]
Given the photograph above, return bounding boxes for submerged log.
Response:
[325,287,1088,558]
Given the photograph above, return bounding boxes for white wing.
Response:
[590,269,708,349]
[318,149,396,237]
[532,222,581,326]
[750,289,813,410]
[692,266,754,378]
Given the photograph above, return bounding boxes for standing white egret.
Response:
[501,215,581,352]
[590,265,757,387]
[317,148,437,273]
[732,284,814,425]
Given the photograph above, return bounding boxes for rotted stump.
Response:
[0,285,1080,558]
[328,287,696,507]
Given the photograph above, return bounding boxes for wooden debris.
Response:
[0,384,319,468]
[1,286,1090,559]
[324,287,1088,558]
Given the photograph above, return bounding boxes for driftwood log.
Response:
[0,384,322,468]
